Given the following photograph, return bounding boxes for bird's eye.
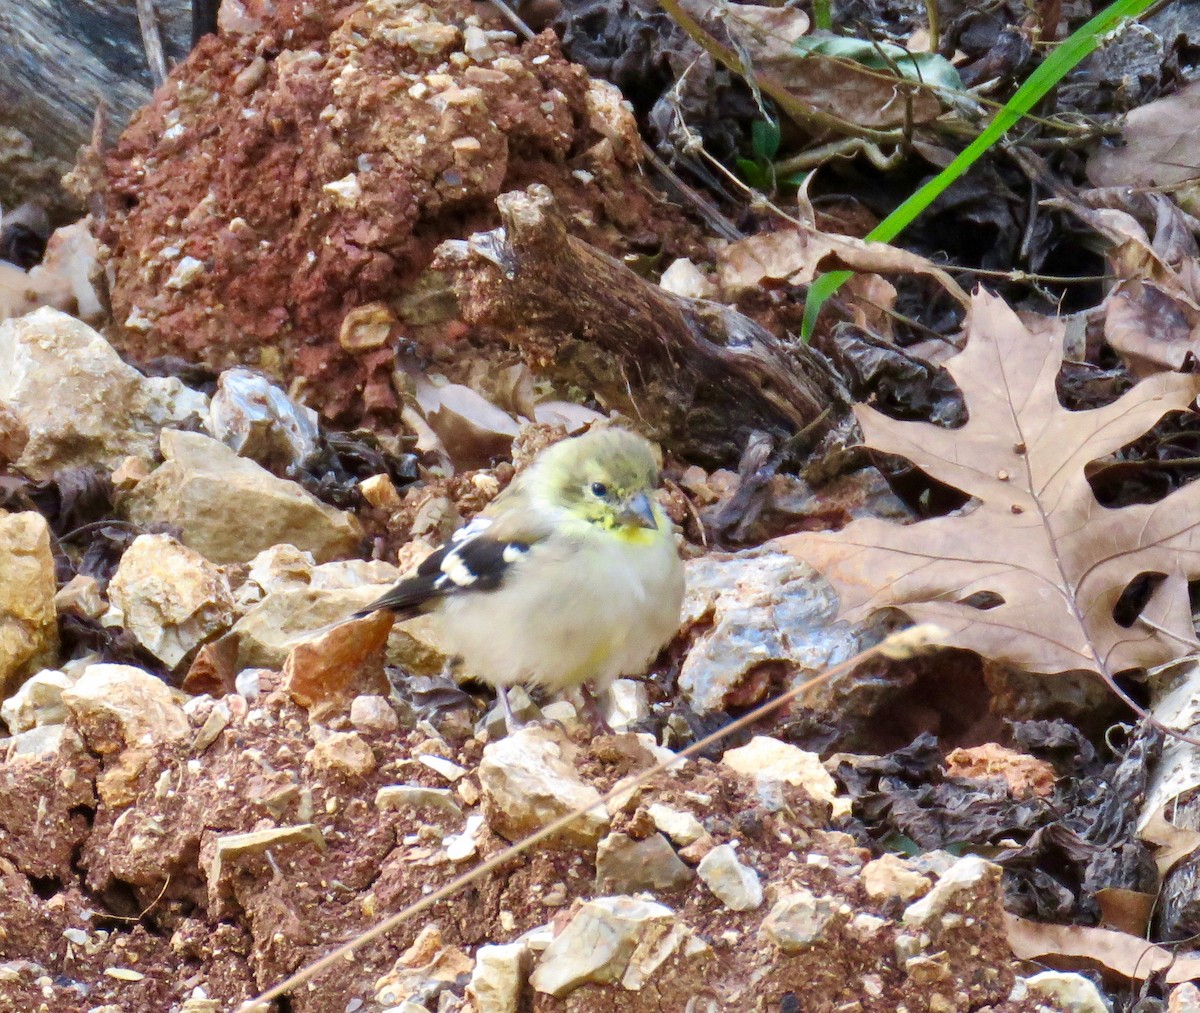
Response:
[590,482,608,497]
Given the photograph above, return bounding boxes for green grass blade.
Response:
[800,0,1158,339]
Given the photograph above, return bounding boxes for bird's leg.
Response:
[579,683,614,734]
[498,685,520,736]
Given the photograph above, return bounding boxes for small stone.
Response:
[123,429,361,564]
[324,173,363,208]
[111,455,152,489]
[232,54,268,94]
[479,727,609,848]
[235,668,263,699]
[53,574,104,618]
[351,694,400,734]
[849,913,888,939]
[339,302,394,352]
[696,844,762,911]
[209,824,326,885]
[679,552,871,718]
[1,668,72,733]
[761,888,841,952]
[529,896,674,997]
[444,812,484,861]
[282,609,392,710]
[596,832,693,894]
[417,754,467,782]
[659,258,716,300]
[360,473,402,511]
[243,544,315,598]
[0,512,58,698]
[0,307,206,478]
[462,24,496,61]
[374,925,473,1006]
[306,731,376,777]
[191,699,231,751]
[722,736,846,816]
[647,803,705,846]
[3,723,69,757]
[678,833,715,864]
[452,137,483,158]
[539,699,580,728]
[107,534,236,669]
[1170,982,1200,1013]
[905,952,952,985]
[375,785,462,818]
[903,856,1002,928]
[165,256,205,290]
[862,853,932,903]
[387,22,461,54]
[467,942,529,1013]
[584,79,641,163]
[231,585,398,669]
[945,743,1057,799]
[1023,971,1110,1013]
[603,679,649,731]
[62,664,189,754]
[181,636,240,698]
[207,368,320,473]
[431,85,484,111]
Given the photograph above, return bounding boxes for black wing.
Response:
[355,518,533,620]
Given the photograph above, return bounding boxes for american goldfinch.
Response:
[359,427,685,730]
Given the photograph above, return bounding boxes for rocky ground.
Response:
[6,0,1200,1011]
[0,306,1134,1013]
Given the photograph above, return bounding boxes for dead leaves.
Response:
[715,3,961,130]
[717,225,970,305]
[1087,78,1200,197]
[782,289,1200,679]
[1006,914,1200,984]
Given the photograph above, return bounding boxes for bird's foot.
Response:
[580,684,614,735]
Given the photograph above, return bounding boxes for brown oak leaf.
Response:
[781,290,1200,678]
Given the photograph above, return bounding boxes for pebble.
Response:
[1022,970,1111,1013]
[647,803,705,846]
[350,694,401,734]
[529,896,674,997]
[595,831,693,894]
[306,731,377,777]
[106,533,236,670]
[862,853,932,903]
[761,887,842,952]
[478,727,609,848]
[722,735,847,817]
[0,512,58,699]
[467,942,528,1013]
[123,429,361,564]
[696,844,763,911]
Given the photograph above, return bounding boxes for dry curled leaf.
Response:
[717,227,968,306]
[781,290,1200,679]
[1140,807,1200,878]
[1005,913,1200,984]
[1087,78,1200,193]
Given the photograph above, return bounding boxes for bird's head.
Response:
[536,427,665,535]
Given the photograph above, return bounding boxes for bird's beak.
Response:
[620,492,658,530]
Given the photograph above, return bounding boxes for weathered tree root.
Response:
[433,184,852,466]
